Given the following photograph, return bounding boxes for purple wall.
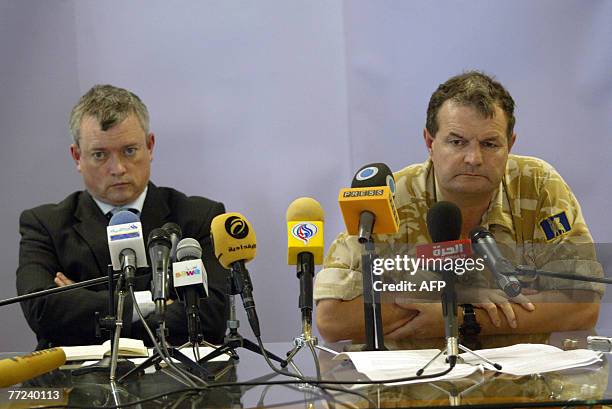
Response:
[0,0,610,351]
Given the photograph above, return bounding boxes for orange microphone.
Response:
[338,163,400,242]
[0,347,66,387]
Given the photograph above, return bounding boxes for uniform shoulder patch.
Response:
[539,211,571,241]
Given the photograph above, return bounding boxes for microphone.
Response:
[425,201,463,367]
[162,222,182,262]
[210,212,261,337]
[470,227,522,298]
[338,163,400,242]
[286,197,325,322]
[148,228,172,317]
[107,211,148,284]
[416,202,472,262]
[0,348,66,387]
[173,238,208,344]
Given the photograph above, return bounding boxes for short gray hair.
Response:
[69,84,150,146]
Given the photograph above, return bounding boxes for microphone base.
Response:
[72,356,135,376]
[198,329,288,369]
[415,342,503,377]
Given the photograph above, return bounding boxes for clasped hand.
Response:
[387,286,536,340]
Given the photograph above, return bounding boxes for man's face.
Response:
[70,114,155,206]
[424,100,515,199]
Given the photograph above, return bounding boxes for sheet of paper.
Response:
[335,349,482,385]
[459,343,603,376]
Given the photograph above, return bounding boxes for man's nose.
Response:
[108,154,127,176]
[464,144,483,166]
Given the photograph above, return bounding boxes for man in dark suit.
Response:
[16,85,228,350]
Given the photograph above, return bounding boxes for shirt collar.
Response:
[426,159,515,233]
[93,185,148,216]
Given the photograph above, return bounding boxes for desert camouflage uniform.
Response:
[314,154,604,301]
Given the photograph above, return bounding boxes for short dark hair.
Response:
[426,71,515,139]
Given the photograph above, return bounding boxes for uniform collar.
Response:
[425,159,515,234]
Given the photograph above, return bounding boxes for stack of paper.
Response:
[62,338,149,361]
[335,344,603,383]
[460,343,603,376]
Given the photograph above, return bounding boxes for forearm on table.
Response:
[476,290,601,335]
[315,296,418,342]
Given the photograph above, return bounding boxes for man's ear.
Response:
[508,132,516,152]
[69,144,82,172]
[146,133,155,160]
[423,128,434,154]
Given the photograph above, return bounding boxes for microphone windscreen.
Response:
[0,347,66,387]
[211,212,257,269]
[162,222,182,239]
[427,201,462,243]
[109,210,140,226]
[148,227,172,249]
[286,197,325,265]
[469,226,490,242]
[350,163,396,195]
[286,197,325,222]
[176,238,203,261]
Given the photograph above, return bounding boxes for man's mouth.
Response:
[457,173,487,179]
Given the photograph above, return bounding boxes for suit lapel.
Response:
[72,184,170,277]
[140,183,171,242]
[73,191,112,277]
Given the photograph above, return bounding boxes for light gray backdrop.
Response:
[1,0,610,351]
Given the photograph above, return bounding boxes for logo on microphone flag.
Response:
[356,166,379,181]
[287,221,324,265]
[291,223,318,244]
[175,265,202,278]
[225,215,249,239]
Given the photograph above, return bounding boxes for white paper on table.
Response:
[459,343,603,376]
[334,349,482,385]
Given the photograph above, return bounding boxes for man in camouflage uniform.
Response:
[315,71,603,343]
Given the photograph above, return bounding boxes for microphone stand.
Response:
[118,298,214,382]
[417,269,501,376]
[0,270,121,307]
[512,266,612,285]
[360,234,386,351]
[72,264,136,378]
[285,252,325,379]
[0,265,135,378]
[197,267,288,368]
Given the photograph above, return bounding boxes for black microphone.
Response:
[427,201,462,243]
[426,201,462,367]
[172,238,208,344]
[162,222,182,262]
[470,227,522,298]
[148,228,172,317]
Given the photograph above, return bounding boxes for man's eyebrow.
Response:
[447,132,465,139]
[480,134,504,142]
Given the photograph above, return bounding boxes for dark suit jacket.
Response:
[17,182,229,350]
